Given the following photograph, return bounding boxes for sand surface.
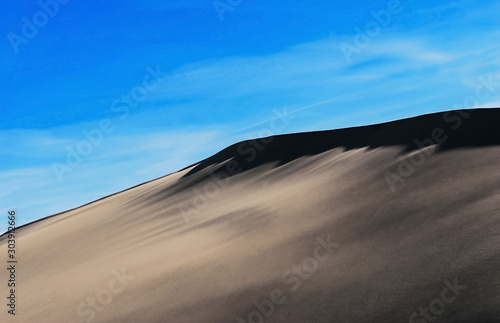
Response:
[1,109,499,322]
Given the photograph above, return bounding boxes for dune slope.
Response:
[1,109,500,323]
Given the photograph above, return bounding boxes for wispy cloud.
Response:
[0,126,226,232]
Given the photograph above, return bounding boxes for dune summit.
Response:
[1,109,500,322]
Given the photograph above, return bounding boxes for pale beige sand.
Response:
[1,110,500,322]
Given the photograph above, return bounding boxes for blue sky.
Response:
[1,0,500,232]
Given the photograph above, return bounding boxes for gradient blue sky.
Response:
[1,0,500,232]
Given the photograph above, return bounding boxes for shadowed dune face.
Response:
[1,109,500,322]
[183,109,500,181]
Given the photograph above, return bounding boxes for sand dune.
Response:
[1,109,500,322]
